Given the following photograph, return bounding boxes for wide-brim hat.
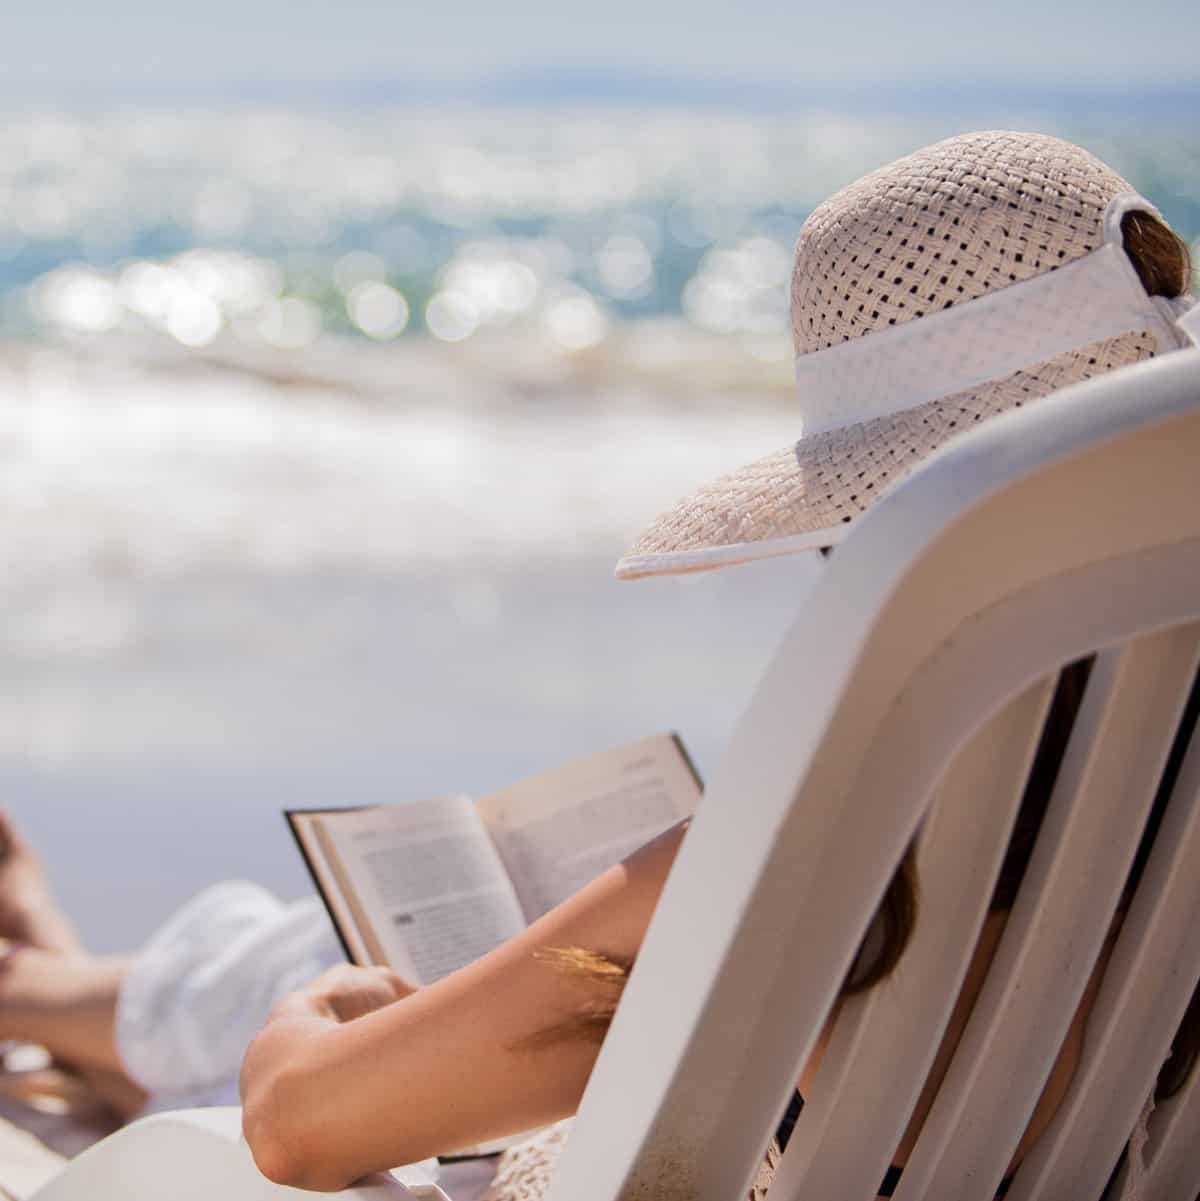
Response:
[616,131,1197,580]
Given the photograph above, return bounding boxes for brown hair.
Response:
[1122,209,1195,297]
[528,212,1198,1099]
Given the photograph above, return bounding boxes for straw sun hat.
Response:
[615,130,1198,580]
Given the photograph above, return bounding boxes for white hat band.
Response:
[795,193,1194,438]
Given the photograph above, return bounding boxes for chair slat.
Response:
[771,680,1056,1201]
[1135,1038,1200,1201]
[894,627,1200,1201]
[1009,636,1200,1200]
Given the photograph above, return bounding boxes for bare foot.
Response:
[0,812,83,955]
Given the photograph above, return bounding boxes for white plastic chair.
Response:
[25,1108,441,1201]
[548,346,1200,1201]
[29,347,1200,1201]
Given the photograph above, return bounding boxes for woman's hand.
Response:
[277,964,417,1025]
[242,822,691,1191]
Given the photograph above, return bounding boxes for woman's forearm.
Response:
[240,820,689,1191]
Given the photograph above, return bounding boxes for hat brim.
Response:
[615,523,844,580]
[614,330,1157,581]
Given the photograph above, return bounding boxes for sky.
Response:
[3,0,1199,96]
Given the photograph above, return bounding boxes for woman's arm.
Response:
[240,820,689,1192]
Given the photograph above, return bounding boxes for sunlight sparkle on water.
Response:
[32,268,122,333]
[348,281,409,339]
[425,291,480,342]
[1,109,1195,353]
[543,292,609,351]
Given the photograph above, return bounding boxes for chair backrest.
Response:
[544,348,1200,1201]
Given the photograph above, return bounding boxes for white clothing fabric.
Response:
[114,881,342,1111]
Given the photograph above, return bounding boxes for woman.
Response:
[3,130,1197,1195]
[241,130,1200,1195]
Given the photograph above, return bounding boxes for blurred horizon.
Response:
[4,67,1200,115]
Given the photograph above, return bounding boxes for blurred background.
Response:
[2,1,1197,950]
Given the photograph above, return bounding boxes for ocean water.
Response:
[3,107,1197,352]
[1,105,1196,949]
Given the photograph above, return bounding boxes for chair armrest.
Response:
[30,1108,445,1201]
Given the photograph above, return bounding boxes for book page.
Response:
[287,810,373,965]
[315,796,526,984]
[476,733,701,921]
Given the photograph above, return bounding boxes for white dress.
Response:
[114,881,342,1110]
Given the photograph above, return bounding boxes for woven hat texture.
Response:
[623,131,1160,572]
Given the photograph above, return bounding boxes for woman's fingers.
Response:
[300,963,417,1023]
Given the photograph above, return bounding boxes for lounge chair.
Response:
[0,1113,65,1201]
[27,346,1200,1201]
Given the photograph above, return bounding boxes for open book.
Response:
[287,733,701,985]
